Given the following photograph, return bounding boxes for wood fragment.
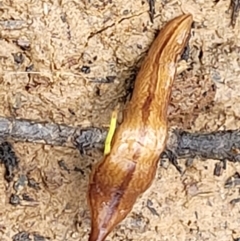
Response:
[229,0,240,27]
[148,0,155,23]
[0,116,107,149]
[1,116,240,170]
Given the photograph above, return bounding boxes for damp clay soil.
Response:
[1,1,240,241]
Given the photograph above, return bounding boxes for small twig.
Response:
[165,129,240,161]
[228,0,240,27]
[148,0,156,23]
[0,20,28,30]
[163,129,240,172]
[3,71,83,77]
[1,116,240,162]
[0,116,107,149]
[0,116,240,174]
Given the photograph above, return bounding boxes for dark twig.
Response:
[225,172,240,188]
[0,116,240,174]
[148,0,155,23]
[0,142,18,181]
[229,0,240,27]
[163,129,240,172]
[164,129,240,161]
[0,116,107,149]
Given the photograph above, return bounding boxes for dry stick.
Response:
[0,116,107,182]
[0,116,106,149]
[163,129,240,172]
[0,116,240,165]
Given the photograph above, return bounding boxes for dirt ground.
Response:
[1,0,240,241]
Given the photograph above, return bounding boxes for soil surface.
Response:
[1,0,240,241]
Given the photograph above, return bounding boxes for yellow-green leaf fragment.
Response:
[104,110,118,155]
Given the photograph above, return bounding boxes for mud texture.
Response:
[1,0,240,241]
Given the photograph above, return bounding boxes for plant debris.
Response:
[229,0,240,27]
[0,141,18,182]
[225,172,240,188]
[2,115,240,177]
[164,129,240,174]
[12,231,49,241]
[146,199,159,216]
[148,0,155,23]
[9,193,21,206]
[12,231,31,241]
